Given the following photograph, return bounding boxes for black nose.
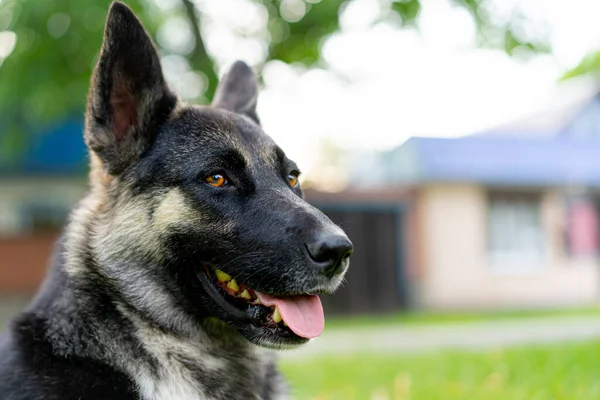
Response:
[306,235,353,278]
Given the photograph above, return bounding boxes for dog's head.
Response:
[82,2,352,349]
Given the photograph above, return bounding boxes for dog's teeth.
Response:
[254,298,262,305]
[215,270,231,283]
[227,279,239,293]
[272,307,282,324]
[240,289,252,300]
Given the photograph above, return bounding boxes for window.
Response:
[487,192,544,269]
[565,197,599,259]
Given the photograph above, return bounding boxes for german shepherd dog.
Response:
[0,3,352,399]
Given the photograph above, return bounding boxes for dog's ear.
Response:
[85,2,177,175]
[212,61,260,125]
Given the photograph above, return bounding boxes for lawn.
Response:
[324,306,600,331]
[280,339,600,400]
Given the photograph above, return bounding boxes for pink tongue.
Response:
[256,292,324,339]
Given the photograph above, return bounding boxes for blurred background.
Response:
[2,0,600,398]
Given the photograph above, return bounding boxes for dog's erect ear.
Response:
[212,61,260,125]
[85,2,177,175]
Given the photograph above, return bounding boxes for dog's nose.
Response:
[306,235,353,278]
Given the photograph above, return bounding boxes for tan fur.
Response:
[119,307,226,400]
[154,188,235,235]
[154,188,205,230]
[96,195,162,262]
[89,152,114,190]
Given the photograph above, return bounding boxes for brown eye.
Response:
[287,173,299,187]
[205,174,228,187]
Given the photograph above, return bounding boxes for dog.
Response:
[0,2,352,399]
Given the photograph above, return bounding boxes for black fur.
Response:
[85,1,177,175]
[0,3,352,399]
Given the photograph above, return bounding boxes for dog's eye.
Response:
[287,172,299,188]
[205,173,229,187]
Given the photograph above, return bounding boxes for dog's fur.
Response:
[0,3,352,400]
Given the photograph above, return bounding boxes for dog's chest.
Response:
[138,372,207,400]
[135,345,213,400]
[129,329,268,400]
[136,359,263,400]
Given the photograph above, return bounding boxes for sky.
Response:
[186,0,600,180]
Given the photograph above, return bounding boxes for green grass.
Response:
[324,306,600,331]
[281,340,600,400]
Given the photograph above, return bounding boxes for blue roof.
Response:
[386,136,600,187]
[0,118,87,176]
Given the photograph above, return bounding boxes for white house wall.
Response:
[418,183,600,310]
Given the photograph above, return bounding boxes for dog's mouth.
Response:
[197,266,324,346]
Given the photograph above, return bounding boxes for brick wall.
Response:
[0,233,58,293]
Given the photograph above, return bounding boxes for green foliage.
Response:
[281,339,600,399]
[452,0,549,56]
[0,0,151,121]
[563,51,600,81]
[391,0,421,25]
[265,0,345,65]
[0,0,551,160]
[0,0,169,161]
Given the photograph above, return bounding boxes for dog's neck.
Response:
[117,306,285,400]
[30,194,288,400]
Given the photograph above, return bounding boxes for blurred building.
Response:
[320,86,600,311]
[3,87,600,314]
[0,119,87,292]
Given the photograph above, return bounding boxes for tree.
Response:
[0,0,548,157]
